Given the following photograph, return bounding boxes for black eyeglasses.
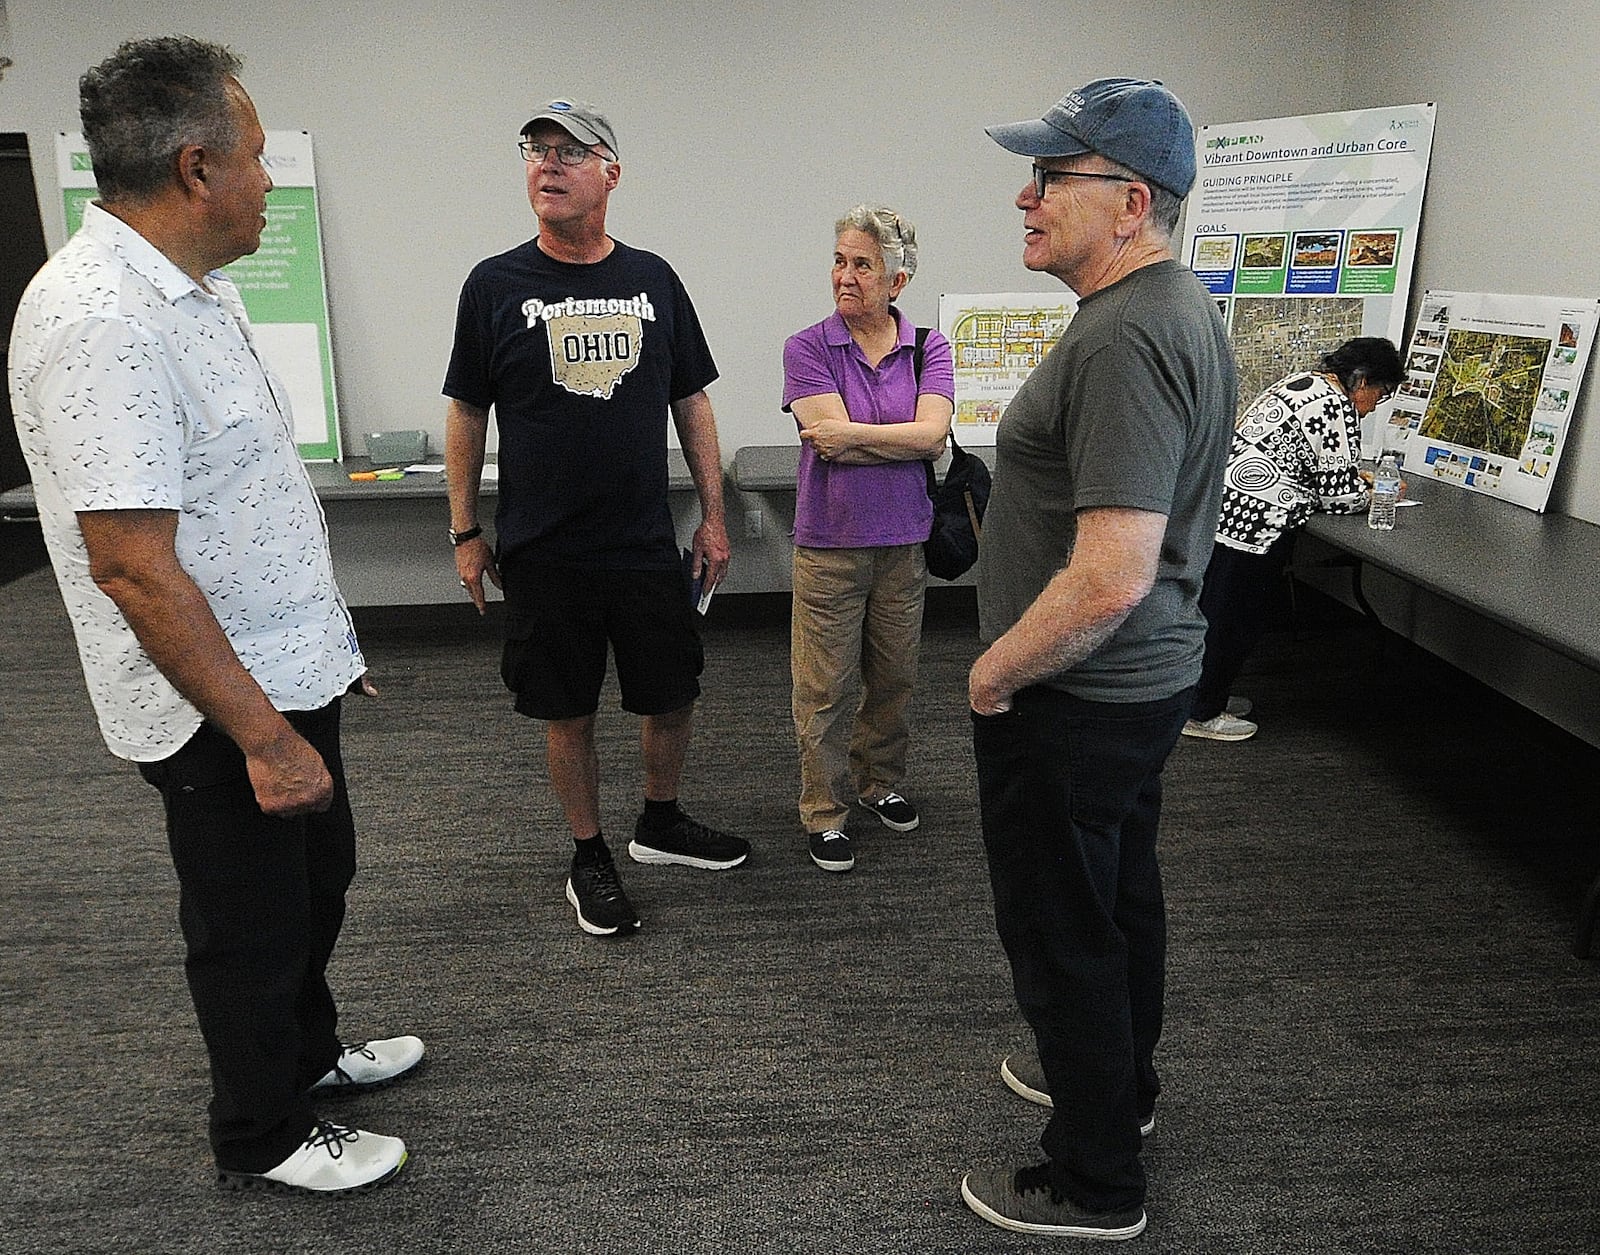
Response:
[1031,166,1139,199]
[518,139,597,167]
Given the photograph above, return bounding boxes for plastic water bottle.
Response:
[1368,453,1401,531]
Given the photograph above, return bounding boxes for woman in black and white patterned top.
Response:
[1183,337,1404,741]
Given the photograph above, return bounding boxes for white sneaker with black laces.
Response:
[219,1119,407,1195]
[313,1036,426,1094]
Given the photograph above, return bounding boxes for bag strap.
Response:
[915,327,940,499]
[963,487,982,539]
[915,327,970,464]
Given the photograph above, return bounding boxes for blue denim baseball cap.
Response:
[986,78,1196,197]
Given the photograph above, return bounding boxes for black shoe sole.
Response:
[311,1057,426,1098]
[217,1152,408,1196]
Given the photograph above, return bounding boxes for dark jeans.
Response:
[1193,533,1295,721]
[972,684,1192,1213]
[138,701,353,1172]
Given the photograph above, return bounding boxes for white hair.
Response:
[835,203,918,280]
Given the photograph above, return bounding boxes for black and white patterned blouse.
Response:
[1213,371,1368,555]
[8,203,362,761]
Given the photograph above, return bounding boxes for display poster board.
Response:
[55,131,343,460]
[1387,290,1599,512]
[1182,103,1435,454]
[937,292,1078,445]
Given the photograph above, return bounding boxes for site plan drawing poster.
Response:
[1183,103,1435,455]
[55,131,343,460]
[937,292,1078,446]
[1388,291,1599,512]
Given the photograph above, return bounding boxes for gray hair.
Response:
[79,36,243,203]
[1099,158,1183,236]
[835,204,918,280]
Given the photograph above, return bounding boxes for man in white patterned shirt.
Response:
[8,36,420,1196]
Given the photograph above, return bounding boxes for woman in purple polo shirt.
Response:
[781,204,955,873]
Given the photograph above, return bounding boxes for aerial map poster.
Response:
[55,131,344,461]
[937,292,1078,446]
[1388,290,1600,512]
[1181,103,1435,455]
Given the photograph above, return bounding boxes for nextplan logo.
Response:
[1205,133,1263,150]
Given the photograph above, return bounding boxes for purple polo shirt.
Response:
[781,308,955,548]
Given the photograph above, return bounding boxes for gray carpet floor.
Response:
[2,567,1597,1254]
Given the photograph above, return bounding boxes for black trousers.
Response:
[1192,532,1296,721]
[138,701,352,1172]
[973,685,1192,1213]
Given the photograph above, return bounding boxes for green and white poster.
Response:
[55,130,342,460]
[1181,103,1435,453]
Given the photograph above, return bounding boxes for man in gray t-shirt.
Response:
[959,79,1236,1241]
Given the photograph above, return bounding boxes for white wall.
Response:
[1345,0,1600,522]
[0,0,1352,470]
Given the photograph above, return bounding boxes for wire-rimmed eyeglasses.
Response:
[519,140,597,167]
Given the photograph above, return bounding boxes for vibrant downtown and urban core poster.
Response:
[55,131,343,461]
[1386,290,1600,512]
[1182,103,1435,454]
[937,293,1078,446]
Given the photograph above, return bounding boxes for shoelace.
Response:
[875,792,907,807]
[303,1120,360,1161]
[583,857,628,903]
[327,1041,377,1084]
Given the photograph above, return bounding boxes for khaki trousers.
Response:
[791,542,927,833]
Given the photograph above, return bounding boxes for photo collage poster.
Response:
[1388,290,1600,512]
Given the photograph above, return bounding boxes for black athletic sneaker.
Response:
[628,809,750,869]
[859,791,919,832]
[566,849,641,936]
[961,1163,1147,1239]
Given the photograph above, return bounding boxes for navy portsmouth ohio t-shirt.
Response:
[443,238,718,569]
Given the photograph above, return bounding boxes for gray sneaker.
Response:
[961,1163,1147,1239]
[1182,712,1258,741]
[1000,1049,1154,1136]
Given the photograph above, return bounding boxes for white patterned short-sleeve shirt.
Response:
[8,202,363,761]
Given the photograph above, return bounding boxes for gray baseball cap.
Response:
[522,98,618,156]
[986,77,1195,197]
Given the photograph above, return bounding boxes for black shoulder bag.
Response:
[916,327,991,580]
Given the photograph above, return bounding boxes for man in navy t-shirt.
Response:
[443,99,748,937]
